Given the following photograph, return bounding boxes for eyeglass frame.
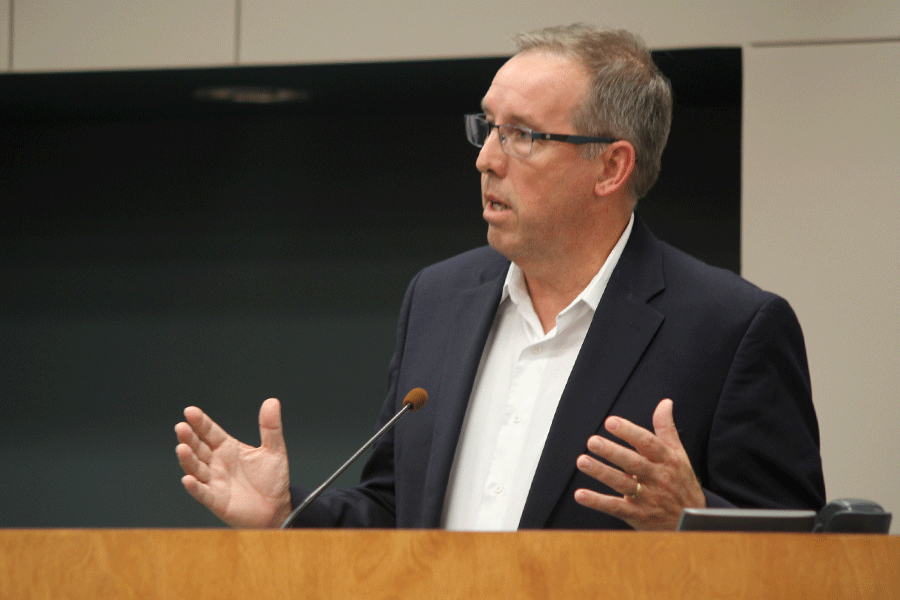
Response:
[464,113,619,158]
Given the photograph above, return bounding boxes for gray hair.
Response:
[513,24,672,200]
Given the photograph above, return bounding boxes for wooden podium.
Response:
[1,529,897,599]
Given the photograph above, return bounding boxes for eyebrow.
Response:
[479,99,536,130]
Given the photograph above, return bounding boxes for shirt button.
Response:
[532,345,543,354]
[513,413,522,423]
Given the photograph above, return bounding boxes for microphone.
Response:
[280,387,428,529]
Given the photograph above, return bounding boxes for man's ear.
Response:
[594,141,636,198]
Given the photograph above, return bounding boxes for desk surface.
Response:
[1,529,898,599]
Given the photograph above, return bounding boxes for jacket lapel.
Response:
[518,217,667,528]
[419,257,508,526]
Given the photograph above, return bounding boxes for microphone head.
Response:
[402,388,428,412]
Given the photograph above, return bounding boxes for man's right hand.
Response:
[175,398,292,528]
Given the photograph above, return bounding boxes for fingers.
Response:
[573,399,707,530]
[175,420,211,462]
[258,398,286,454]
[584,400,689,486]
[174,407,226,488]
[175,441,212,483]
[180,474,215,508]
[651,398,683,452]
[183,406,230,450]
[574,487,638,521]
[576,449,640,497]
[604,413,671,466]
[177,445,217,511]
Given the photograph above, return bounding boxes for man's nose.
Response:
[475,128,507,176]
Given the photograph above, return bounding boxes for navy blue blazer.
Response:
[290,217,826,529]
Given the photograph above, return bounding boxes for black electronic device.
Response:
[677,508,817,532]
[812,498,892,533]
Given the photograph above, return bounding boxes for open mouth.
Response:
[484,193,510,212]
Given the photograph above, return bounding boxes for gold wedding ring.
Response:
[628,480,643,500]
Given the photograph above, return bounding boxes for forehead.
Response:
[481,50,590,128]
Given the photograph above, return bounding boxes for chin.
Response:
[486,232,521,263]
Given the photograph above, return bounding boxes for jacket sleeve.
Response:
[704,295,826,510]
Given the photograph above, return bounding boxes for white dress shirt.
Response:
[441,214,634,530]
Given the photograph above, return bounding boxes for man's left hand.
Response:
[574,398,706,531]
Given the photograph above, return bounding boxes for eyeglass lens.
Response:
[465,115,532,157]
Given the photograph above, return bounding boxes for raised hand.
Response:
[574,399,706,530]
[175,398,292,528]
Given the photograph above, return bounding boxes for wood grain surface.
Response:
[1,529,897,599]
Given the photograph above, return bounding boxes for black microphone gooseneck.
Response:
[280,387,428,529]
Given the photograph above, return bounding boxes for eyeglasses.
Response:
[464,113,618,158]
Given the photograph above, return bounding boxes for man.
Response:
[175,24,826,531]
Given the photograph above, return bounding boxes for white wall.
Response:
[1,0,9,69]
[11,0,236,70]
[743,40,900,533]
[240,0,900,64]
[9,1,900,70]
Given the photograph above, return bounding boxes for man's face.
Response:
[477,50,603,270]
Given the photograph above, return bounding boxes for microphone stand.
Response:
[280,401,416,529]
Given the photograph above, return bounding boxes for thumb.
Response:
[258,398,286,453]
[652,398,682,451]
